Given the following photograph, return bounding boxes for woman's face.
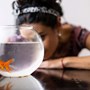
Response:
[20,23,59,60]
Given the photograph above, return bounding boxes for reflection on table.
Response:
[0,75,43,90]
[1,69,90,90]
[32,69,90,90]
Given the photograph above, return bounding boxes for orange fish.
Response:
[0,59,14,72]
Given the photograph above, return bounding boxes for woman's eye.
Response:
[41,35,45,41]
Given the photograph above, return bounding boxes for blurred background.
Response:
[0,0,16,26]
[62,0,90,30]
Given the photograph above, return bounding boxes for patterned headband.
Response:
[12,1,60,17]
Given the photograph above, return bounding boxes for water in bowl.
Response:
[0,42,43,77]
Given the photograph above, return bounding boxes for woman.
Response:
[12,0,90,69]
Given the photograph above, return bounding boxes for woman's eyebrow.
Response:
[38,32,46,35]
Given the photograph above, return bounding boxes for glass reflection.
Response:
[0,75,44,90]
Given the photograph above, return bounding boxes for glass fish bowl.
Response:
[0,25,44,77]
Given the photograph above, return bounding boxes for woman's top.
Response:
[56,25,90,58]
[70,26,90,56]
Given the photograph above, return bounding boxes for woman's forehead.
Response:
[21,23,52,33]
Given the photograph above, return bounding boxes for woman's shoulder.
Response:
[61,23,88,37]
[62,23,74,32]
[62,23,90,47]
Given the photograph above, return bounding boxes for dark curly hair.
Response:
[12,0,63,28]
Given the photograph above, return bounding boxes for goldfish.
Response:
[0,59,14,72]
[0,82,13,90]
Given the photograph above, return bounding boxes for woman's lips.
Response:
[43,50,52,60]
[43,51,49,60]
